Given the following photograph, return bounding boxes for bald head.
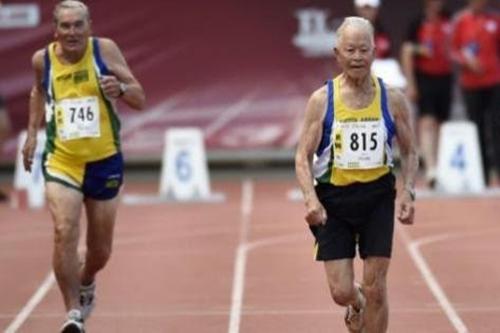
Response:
[53,0,90,24]
[336,16,374,48]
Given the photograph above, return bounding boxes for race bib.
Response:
[333,120,385,169]
[56,96,100,141]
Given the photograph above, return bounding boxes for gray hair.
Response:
[53,0,90,24]
[336,16,375,47]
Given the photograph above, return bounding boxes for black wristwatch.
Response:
[405,187,416,201]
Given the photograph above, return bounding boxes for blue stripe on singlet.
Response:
[316,80,334,155]
[378,78,396,147]
[42,49,51,103]
[92,38,110,76]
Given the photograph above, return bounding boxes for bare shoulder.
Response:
[96,37,120,53]
[94,37,127,72]
[386,86,406,103]
[31,48,45,70]
[311,85,327,102]
[386,86,409,117]
[95,37,122,60]
[298,85,328,153]
[307,85,328,118]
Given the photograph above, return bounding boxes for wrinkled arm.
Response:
[295,89,327,226]
[99,38,146,110]
[22,50,46,171]
[389,87,419,224]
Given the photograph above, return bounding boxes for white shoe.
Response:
[60,309,85,333]
[79,282,96,321]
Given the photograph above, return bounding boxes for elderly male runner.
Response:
[295,17,418,332]
[22,1,145,332]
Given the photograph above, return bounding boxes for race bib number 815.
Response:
[56,96,100,141]
[334,121,385,169]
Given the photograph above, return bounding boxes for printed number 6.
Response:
[450,143,466,170]
[176,150,192,182]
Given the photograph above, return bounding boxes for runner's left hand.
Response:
[99,75,121,98]
[398,193,415,225]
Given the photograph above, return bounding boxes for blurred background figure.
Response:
[451,0,500,187]
[354,0,392,59]
[0,95,11,201]
[401,0,453,188]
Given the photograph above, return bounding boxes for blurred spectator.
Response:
[451,0,500,186]
[354,0,392,58]
[401,0,453,188]
[0,95,11,201]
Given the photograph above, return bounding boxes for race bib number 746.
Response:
[333,120,385,169]
[56,96,100,141]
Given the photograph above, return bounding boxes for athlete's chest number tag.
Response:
[334,121,385,169]
[56,96,100,141]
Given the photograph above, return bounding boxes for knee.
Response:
[330,286,355,307]
[88,245,112,267]
[53,220,79,245]
[362,282,386,307]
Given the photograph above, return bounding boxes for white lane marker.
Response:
[204,95,255,138]
[227,179,253,333]
[4,271,55,333]
[397,227,469,333]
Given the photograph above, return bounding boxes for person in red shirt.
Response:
[401,0,453,188]
[354,0,392,59]
[451,0,500,186]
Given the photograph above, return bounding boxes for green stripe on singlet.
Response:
[45,85,57,154]
[317,145,334,183]
[98,83,121,151]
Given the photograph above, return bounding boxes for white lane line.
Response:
[246,233,304,251]
[397,227,469,333]
[204,95,255,138]
[227,179,254,333]
[416,188,500,200]
[3,303,499,320]
[121,90,191,136]
[4,271,55,333]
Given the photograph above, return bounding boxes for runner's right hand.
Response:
[305,199,327,226]
[22,135,37,172]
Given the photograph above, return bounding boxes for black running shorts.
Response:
[310,173,396,261]
[416,72,452,122]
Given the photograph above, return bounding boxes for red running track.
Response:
[1,178,499,332]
